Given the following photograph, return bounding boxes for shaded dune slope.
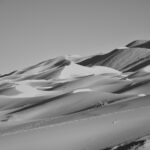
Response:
[78,40,150,72]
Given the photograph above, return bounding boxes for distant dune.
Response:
[1,40,150,150]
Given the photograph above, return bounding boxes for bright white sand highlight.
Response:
[73,88,93,93]
[59,62,121,79]
[12,80,46,98]
[117,46,128,49]
[138,94,146,97]
[143,65,150,72]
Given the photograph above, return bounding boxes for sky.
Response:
[0,0,150,73]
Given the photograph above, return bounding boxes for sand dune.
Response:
[0,40,150,149]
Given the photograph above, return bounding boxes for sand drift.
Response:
[0,40,150,149]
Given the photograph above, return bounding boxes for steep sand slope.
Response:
[78,40,150,72]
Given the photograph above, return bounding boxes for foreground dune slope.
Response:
[0,40,150,149]
[1,105,150,150]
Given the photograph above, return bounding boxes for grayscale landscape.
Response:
[1,40,150,149]
[1,0,150,149]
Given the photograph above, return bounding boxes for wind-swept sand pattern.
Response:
[1,106,150,150]
[1,40,150,149]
